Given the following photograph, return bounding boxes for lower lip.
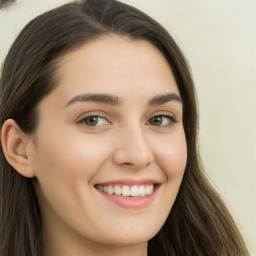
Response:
[96,186,158,210]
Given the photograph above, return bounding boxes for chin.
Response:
[99,226,159,247]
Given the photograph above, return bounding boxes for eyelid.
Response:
[147,110,177,120]
[146,113,177,127]
[75,110,178,129]
[76,110,110,121]
[157,113,176,121]
[79,115,109,123]
[76,112,112,129]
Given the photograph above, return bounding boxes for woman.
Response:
[0,0,249,255]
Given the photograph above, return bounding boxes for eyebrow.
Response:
[65,92,182,107]
[148,93,182,105]
[65,93,121,107]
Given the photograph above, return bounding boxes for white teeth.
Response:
[145,184,154,196]
[114,185,122,196]
[97,184,154,197]
[107,185,114,195]
[122,185,130,196]
[145,185,153,196]
[139,185,146,196]
[130,185,140,196]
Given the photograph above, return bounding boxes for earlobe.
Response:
[1,119,35,178]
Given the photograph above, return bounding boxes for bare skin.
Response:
[2,37,187,256]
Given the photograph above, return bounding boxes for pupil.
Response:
[152,116,162,125]
[86,117,98,126]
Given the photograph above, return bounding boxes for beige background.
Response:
[0,0,255,254]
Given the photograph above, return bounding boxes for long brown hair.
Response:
[0,0,249,255]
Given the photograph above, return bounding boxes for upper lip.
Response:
[95,179,161,186]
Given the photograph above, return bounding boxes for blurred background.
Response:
[0,0,255,254]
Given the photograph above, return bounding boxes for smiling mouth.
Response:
[95,184,155,197]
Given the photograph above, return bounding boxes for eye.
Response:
[79,116,110,127]
[147,115,176,127]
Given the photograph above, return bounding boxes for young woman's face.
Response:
[30,38,187,252]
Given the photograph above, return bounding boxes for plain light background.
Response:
[0,0,255,254]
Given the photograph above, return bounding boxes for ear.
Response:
[1,119,35,178]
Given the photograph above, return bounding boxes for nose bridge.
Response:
[112,122,154,168]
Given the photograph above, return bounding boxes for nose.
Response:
[112,126,154,169]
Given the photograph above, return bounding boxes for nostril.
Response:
[121,161,152,169]
[112,134,154,167]
[123,162,134,166]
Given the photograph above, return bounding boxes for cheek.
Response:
[147,129,186,231]
[153,129,187,180]
[32,130,116,230]
[34,129,111,179]
[32,129,113,208]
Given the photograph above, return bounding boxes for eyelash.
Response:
[78,115,110,128]
[147,114,177,127]
[78,114,177,129]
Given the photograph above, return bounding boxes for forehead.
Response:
[50,37,180,105]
